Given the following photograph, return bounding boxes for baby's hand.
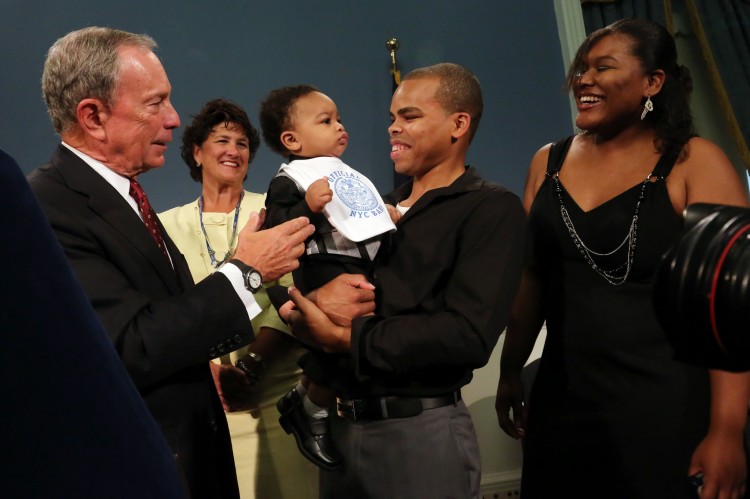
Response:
[306,177,333,213]
[386,204,401,224]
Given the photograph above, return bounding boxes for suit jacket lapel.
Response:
[52,146,183,294]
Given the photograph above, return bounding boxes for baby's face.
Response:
[289,91,348,157]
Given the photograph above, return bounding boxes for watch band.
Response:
[235,353,265,385]
[228,259,262,293]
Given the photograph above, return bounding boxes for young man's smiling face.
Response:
[388,77,455,178]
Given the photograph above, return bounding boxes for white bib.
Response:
[279,157,396,242]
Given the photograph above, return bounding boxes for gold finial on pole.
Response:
[386,38,401,86]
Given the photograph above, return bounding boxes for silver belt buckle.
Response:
[379,397,389,418]
[336,398,359,420]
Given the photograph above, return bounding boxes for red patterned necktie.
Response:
[128,177,170,263]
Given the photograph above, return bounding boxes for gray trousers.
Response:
[320,399,480,499]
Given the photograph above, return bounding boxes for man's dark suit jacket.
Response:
[0,148,186,498]
[28,145,254,498]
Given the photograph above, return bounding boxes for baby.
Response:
[257,84,396,470]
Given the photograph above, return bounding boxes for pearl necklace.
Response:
[550,172,658,286]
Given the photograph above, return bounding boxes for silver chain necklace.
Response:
[550,171,657,286]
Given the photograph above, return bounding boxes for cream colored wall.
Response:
[464,328,547,488]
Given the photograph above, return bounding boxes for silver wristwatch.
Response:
[228,259,262,293]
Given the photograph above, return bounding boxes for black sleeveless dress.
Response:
[521,136,710,498]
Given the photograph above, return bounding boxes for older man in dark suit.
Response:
[27,27,315,498]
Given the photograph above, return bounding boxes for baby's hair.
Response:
[259,84,319,156]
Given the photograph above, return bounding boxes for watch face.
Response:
[248,271,262,290]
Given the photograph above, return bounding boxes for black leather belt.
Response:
[336,391,461,421]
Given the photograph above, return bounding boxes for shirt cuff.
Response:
[216,263,263,321]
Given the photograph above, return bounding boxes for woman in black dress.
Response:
[495,18,750,498]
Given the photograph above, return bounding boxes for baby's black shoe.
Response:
[277,387,342,470]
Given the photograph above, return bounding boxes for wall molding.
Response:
[481,469,522,496]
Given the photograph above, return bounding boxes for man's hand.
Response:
[282,286,351,353]
[305,177,332,213]
[279,274,376,352]
[233,211,314,282]
[309,273,376,326]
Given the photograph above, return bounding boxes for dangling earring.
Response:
[196,162,202,168]
[641,96,654,120]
